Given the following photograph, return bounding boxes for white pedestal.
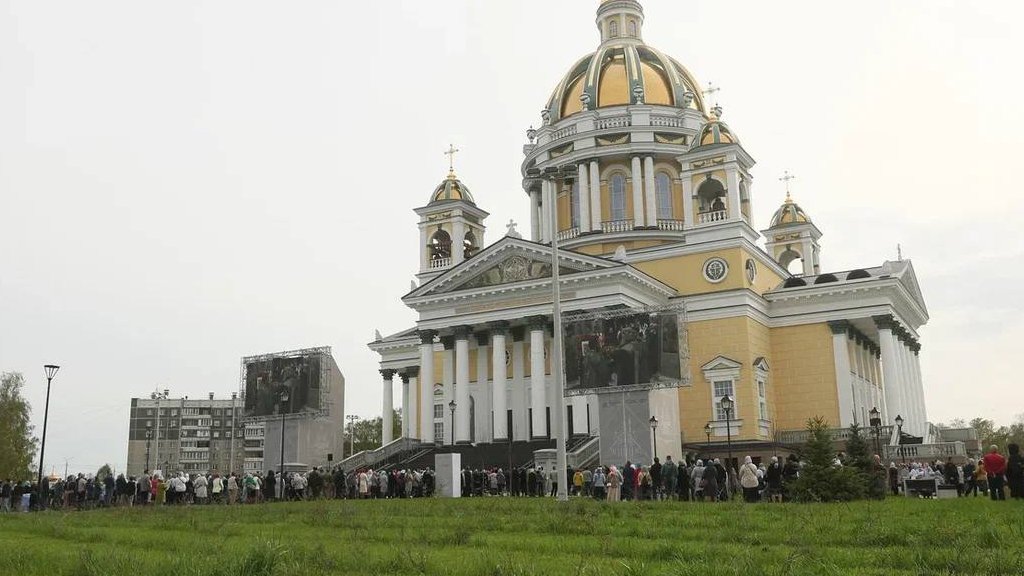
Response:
[434,453,462,498]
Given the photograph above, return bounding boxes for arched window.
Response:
[609,20,619,38]
[610,174,627,221]
[463,231,478,258]
[570,181,581,228]
[696,178,727,213]
[428,229,452,262]
[655,173,672,219]
[628,20,638,37]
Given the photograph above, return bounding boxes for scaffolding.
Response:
[238,346,334,423]
[562,301,690,397]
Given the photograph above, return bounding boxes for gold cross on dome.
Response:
[779,170,796,200]
[444,144,460,175]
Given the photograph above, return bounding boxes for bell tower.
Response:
[762,178,822,276]
[415,149,488,283]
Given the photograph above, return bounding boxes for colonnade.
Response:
[828,320,884,429]
[529,156,678,243]
[381,318,590,446]
[874,315,927,438]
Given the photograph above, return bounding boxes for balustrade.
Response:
[429,257,452,269]
[601,219,633,233]
[698,210,728,224]
[596,116,631,130]
[557,227,580,241]
[657,219,685,231]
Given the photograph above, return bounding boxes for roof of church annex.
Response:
[544,0,707,124]
[690,105,739,151]
[428,170,475,206]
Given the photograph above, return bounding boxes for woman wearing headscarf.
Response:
[690,460,705,500]
[702,460,719,502]
[739,456,759,503]
[606,465,622,502]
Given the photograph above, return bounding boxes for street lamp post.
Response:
[145,425,153,472]
[649,416,659,461]
[720,394,734,472]
[37,364,60,507]
[894,414,905,464]
[869,407,882,458]
[278,390,290,500]
[448,400,457,446]
[528,164,577,503]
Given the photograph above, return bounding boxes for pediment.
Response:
[408,237,617,299]
[701,355,742,372]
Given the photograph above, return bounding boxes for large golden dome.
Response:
[544,2,705,123]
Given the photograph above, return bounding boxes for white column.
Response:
[491,324,509,441]
[442,346,454,443]
[681,174,695,228]
[476,335,490,442]
[589,160,601,230]
[529,318,548,439]
[454,327,471,444]
[417,331,436,442]
[631,156,644,228]
[895,336,913,435]
[726,167,742,221]
[452,220,465,265]
[904,341,922,436]
[401,371,414,439]
[530,190,541,241]
[512,335,526,441]
[875,317,903,429]
[912,344,927,429]
[872,349,886,422]
[578,163,591,233]
[380,370,395,445]
[829,321,855,427]
[540,181,552,243]
[643,156,657,226]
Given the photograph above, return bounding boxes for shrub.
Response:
[790,417,866,502]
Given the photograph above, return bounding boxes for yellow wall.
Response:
[633,248,747,295]
[679,316,773,444]
[769,323,840,430]
[742,248,785,295]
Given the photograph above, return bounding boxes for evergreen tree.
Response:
[0,372,37,481]
[790,416,865,502]
[845,423,886,499]
[96,464,113,482]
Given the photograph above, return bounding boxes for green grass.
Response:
[1,497,1023,575]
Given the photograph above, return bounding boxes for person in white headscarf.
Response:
[690,459,705,500]
[193,473,208,505]
[739,456,759,503]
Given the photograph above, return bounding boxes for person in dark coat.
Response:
[1007,443,1024,499]
[702,462,719,502]
[765,456,783,502]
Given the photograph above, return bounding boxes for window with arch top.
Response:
[609,20,619,38]
[628,20,637,37]
[463,230,478,258]
[655,173,673,219]
[428,229,452,261]
[610,174,627,221]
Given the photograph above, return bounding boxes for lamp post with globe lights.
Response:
[720,395,735,470]
[649,416,659,461]
[278,389,290,499]
[869,407,882,457]
[894,414,905,464]
[448,400,457,445]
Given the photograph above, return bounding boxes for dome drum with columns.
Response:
[366,1,939,473]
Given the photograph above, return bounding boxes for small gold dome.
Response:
[691,107,738,149]
[430,171,475,205]
[769,195,812,227]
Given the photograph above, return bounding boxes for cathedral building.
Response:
[368,0,931,467]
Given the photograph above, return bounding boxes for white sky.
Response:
[2,0,1021,474]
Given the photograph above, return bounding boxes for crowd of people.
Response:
[3,443,1022,512]
[888,444,1024,500]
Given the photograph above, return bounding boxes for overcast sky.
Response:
[2,0,1021,474]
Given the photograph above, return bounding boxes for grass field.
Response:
[1,497,1023,576]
